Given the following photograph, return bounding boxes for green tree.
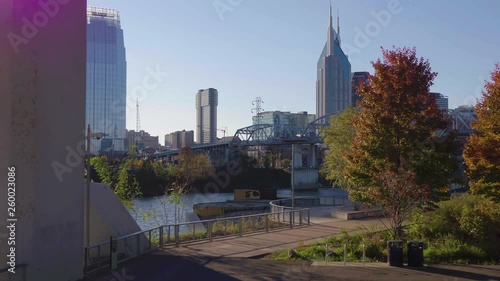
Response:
[90,156,115,186]
[166,147,214,223]
[115,159,142,209]
[463,64,500,202]
[345,47,455,237]
[321,107,366,204]
[127,145,138,157]
[90,156,141,209]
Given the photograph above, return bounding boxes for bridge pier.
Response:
[292,144,320,190]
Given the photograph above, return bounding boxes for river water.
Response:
[130,188,348,230]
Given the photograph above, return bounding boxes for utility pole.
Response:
[251,97,264,166]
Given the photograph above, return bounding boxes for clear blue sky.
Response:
[88,0,500,145]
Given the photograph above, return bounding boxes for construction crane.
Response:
[217,127,228,138]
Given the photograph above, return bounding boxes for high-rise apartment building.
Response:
[165,130,194,149]
[351,71,370,107]
[86,7,127,156]
[316,5,351,118]
[196,88,218,144]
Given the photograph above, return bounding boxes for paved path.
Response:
[87,206,500,281]
[163,207,389,259]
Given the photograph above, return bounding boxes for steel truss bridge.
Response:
[150,107,478,161]
[150,113,335,160]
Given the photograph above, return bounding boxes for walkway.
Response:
[86,206,500,280]
[163,206,388,259]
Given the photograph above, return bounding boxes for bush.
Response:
[407,193,500,264]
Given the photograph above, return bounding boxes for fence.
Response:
[269,196,351,215]
[84,208,310,275]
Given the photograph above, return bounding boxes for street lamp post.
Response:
[291,143,295,210]
[85,125,91,248]
[85,125,105,248]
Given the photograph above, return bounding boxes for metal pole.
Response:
[291,143,295,210]
[85,124,91,248]
[344,244,347,265]
[325,244,328,265]
[362,244,366,266]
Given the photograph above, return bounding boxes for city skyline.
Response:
[87,0,500,145]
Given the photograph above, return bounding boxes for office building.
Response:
[165,130,195,149]
[351,71,370,107]
[429,92,449,111]
[254,111,315,131]
[316,4,351,118]
[126,130,159,150]
[196,88,218,144]
[86,7,127,156]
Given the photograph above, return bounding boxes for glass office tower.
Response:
[86,7,127,157]
[196,88,218,144]
[316,5,351,118]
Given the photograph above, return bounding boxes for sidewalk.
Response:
[87,206,500,281]
[162,212,388,259]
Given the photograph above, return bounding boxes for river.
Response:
[130,188,348,230]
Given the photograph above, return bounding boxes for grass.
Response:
[265,228,392,263]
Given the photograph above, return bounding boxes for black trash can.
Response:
[407,241,424,267]
[387,240,404,266]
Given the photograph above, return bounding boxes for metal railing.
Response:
[84,208,310,275]
[0,264,27,281]
[269,196,349,212]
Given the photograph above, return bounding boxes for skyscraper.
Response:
[429,92,449,111]
[196,88,218,144]
[351,71,370,107]
[316,4,351,118]
[86,7,127,156]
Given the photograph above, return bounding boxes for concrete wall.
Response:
[0,0,87,280]
[294,169,320,190]
[88,183,146,259]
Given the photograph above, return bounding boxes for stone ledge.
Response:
[331,208,384,220]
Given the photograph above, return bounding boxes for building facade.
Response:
[429,92,449,111]
[165,130,194,149]
[126,130,159,150]
[196,88,218,144]
[351,71,370,107]
[86,7,127,156]
[253,111,315,131]
[316,5,351,118]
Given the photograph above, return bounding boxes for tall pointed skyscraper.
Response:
[316,3,351,118]
[86,7,127,157]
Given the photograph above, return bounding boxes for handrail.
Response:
[84,208,311,276]
[86,208,310,249]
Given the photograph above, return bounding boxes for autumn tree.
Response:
[463,64,500,202]
[345,47,455,238]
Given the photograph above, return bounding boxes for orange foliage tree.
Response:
[463,64,500,202]
[344,47,456,238]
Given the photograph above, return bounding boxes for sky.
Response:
[87,0,500,145]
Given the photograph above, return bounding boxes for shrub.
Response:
[407,193,500,263]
